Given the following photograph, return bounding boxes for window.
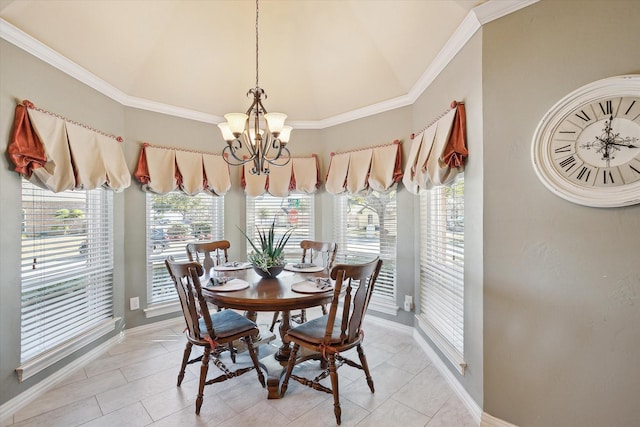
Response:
[333,191,397,309]
[418,174,466,373]
[146,192,224,305]
[246,193,314,262]
[20,180,114,377]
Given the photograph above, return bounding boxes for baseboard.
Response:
[0,333,122,425]
[481,411,519,427]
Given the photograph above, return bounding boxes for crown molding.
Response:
[0,1,538,129]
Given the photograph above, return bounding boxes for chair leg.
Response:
[357,344,375,393]
[328,353,342,425]
[269,311,280,332]
[228,342,236,363]
[244,335,266,387]
[280,343,300,396]
[177,342,192,386]
[195,347,210,415]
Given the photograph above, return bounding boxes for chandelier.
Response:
[218,0,292,175]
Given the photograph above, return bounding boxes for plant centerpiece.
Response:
[239,220,294,278]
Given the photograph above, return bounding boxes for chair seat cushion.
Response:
[198,309,257,340]
[286,315,347,346]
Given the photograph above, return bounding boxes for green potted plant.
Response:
[239,220,295,278]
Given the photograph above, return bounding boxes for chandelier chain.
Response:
[255,0,259,88]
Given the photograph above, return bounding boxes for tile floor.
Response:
[3,310,476,427]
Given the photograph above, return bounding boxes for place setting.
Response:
[291,277,334,294]
[213,261,253,271]
[284,262,326,273]
[205,276,250,292]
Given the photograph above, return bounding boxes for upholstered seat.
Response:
[165,256,265,414]
[280,257,382,425]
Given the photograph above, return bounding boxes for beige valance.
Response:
[8,101,131,192]
[403,102,468,193]
[325,141,402,195]
[134,143,231,196]
[242,156,320,197]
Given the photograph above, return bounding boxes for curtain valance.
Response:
[325,140,402,195]
[242,155,320,197]
[134,143,231,196]
[403,102,468,193]
[8,101,131,192]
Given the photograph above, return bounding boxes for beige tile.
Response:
[140,377,199,421]
[391,364,453,417]
[51,367,89,389]
[79,402,152,427]
[426,395,477,427]
[119,349,183,382]
[13,370,127,422]
[289,397,370,427]
[218,401,291,427]
[266,380,328,419]
[10,397,101,427]
[356,398,431,427]
[0,415,13,427]
[341,361,415,411]
[85,343,169,378]
[96,366,191,414]
[147,395,236,427]
[385,344,433,375]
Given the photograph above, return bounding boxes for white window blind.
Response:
[146,192,224,304]
[418,174,465,373]
[20,180,114,363]
[246,194,314,262]
[333,191,397,302]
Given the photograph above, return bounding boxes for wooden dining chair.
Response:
[186,240,230,271]
[165,256,265,414]
[269,240,338,331]
[280,257,382,425]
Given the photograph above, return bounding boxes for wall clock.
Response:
[531,74,640,207]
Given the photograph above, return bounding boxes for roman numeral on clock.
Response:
[603,170,614,184]
[630,164,640,175]
[575,110,591,122]
[598,100,612,115]
[576,166,591,182]
[559,155,577,172]
[554,144,572,153]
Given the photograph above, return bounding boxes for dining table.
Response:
[200,262,334,398]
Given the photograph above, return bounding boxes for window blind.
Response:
[246,194,314,262]
[20,180,114,362]
[146,192,224,304]
[418,174,465,371]
[333,191,397,301]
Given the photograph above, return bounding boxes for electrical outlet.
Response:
[404,295,413,311]
[129,296,140,310]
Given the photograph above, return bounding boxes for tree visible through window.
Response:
[146,192,224,304]
[333,190,397,302]
[20,180,114,363]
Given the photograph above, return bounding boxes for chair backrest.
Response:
[186,240,230,271]
[300,240,338,269]
[165,256,214,343]
[326,257,382,345]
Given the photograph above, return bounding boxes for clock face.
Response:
[532,75,640,207]
[550,96,640,188]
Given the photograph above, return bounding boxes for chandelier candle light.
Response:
[218,0,292,175]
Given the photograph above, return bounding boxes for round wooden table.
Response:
[201,266,332,398]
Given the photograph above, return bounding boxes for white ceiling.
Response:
[1,0,522,128]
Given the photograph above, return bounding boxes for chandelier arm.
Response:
[263,145,291,167]
[222,145,254,167]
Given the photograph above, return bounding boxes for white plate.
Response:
[284,263,325,273]
[291,280,333,294]
[205,279,250,292]
[213,262,252,271]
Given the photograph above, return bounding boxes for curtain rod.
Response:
[330,139,400,156]
[410,100,463,140]
[21,99,124,142]
[142,142,317,160]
